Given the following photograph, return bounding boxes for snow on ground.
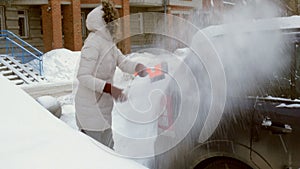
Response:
[0,75,148,169]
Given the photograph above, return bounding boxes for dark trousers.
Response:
[81,128,114,150]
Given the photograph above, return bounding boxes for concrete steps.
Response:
[0,55,45,86]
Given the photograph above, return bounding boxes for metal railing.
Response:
[0,30,43,75]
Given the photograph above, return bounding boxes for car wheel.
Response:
[194,157,253,169]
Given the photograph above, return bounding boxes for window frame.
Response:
[81,12,87,38]
[17,9,29,38]
[0,6,5,30]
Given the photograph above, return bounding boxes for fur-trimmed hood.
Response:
[86,5,112,41]
[86,5,106,32]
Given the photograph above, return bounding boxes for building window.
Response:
[0,6,5,30]
[40,19,43,35]
[18,10,29,38]
[81,12,87,38]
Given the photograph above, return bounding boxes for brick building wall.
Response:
[41,0,130,53]
[62,0,82,51]
[42,0,63,52]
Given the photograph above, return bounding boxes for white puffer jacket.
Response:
[75,6,138,131]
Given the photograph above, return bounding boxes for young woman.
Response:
[75,0,147,149]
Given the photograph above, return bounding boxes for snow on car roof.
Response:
[0,75,147,169]
[202,16,300,38]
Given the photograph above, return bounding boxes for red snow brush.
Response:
[135,62,168,83]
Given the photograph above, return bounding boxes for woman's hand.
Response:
[103,83,127,102]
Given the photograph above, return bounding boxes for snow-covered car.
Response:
[153,16,300,169]
[0,76,148,169]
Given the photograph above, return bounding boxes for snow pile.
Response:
[58,94,78,130]
[42,48,80,82]
[112,49,201,159]
[60,104,78,129]
[0,76,148,169]
[36,95,62,118]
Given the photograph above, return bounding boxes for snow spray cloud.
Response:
[194,1,290,142]
[74,12,226,159]
[198,1,289,97]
